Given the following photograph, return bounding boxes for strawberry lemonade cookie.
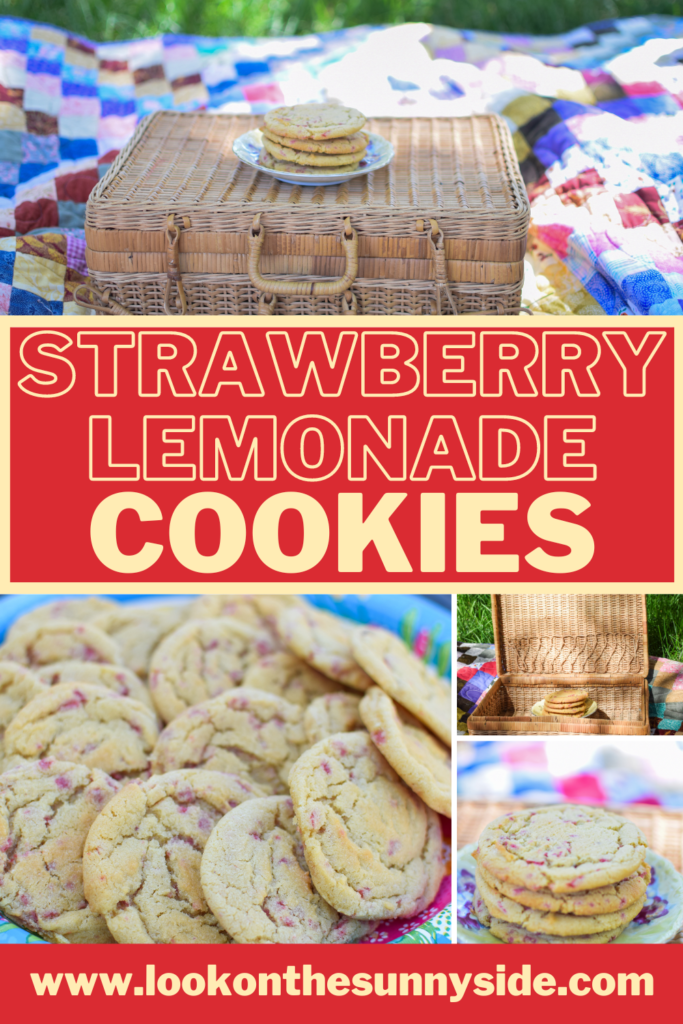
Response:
[0,663,47,753]
[351,626,451,746]
[476,805,648,893]
[83,770,263,944]
[201,795,376,944]
[2,683,159,779]
[243,652,342,708]
[261,128,369,154]
[277,606,373,692]
[474,865,646,936]
[0,759,119,942]
[188,596,271,631]
[476,859,651,916]
[263,103,366,141]
[93,604,189,679]
[289,730,445,919]
[303,692,363,745]
[359,686,451,817]
[6,598,117,640]
[35,661,154,710]
[0,621,121,669]
[151,688,307,794]
[261,136,366,167]
[149,617,278,724]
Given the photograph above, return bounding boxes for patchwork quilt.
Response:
[1,15,683,314]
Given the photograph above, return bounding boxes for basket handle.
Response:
[248,213,358,297]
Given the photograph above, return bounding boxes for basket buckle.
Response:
[164,214,190,315]
[418,217,459,316]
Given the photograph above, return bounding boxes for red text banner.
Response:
[0,943,673,1023]
[9,324,674,584]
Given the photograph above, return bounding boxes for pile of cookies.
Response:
[542,688,590,717]
[471,804,650,943]
[258,103,369,175]
[0,595,451,944]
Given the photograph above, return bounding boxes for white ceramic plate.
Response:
[530,699,598,718]
[232,129,394,185]
[456,843,683,944]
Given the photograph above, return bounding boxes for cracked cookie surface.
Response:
[263,103,366,140]
[472,891,627,943]
[0,758,119,942]
[289,730,445,919]
[149,617,279,724]
[201,795,376,943]
[0,662,47,754]
[359,686,451,817]
[35,661,153,710]
[351,626,451,746]
[2,682,159,779]
[83,769,263,943]
[304,692,363,744]
[93,604,189,679]
[0,621,121,669]
[243,652,341,708]
[277,606,373,692]
[476,805,648,893]
[151,687,307,793]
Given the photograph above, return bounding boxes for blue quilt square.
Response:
[8,287,62,315]
[62,80,98,98]
[100,97,136,117]
[0,249,15,286]
[597,98,642,119]
[658,718,683,732]
[621,268,672,313]
[19,161,58,182]
[552,99,588,119]
[59,137,98,160]
[26,57,62,77]
[631,94,681,116]
[234,60,270,77]
[0,184,15,199]
[533,121,577,166]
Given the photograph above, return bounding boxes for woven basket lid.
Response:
[492,594,648,677]
[85,111,529,240]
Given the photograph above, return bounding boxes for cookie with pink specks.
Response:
[476,805,648,893]
[289,730,445,919]
[201,795,377,943]
[359,686,451,817]
[83,769,263,943]
[149,617,279,724]
[471,891,627,944]
[303,692,363,744]
[351,626,451,746]
[6,598,117,640]
[243,652,342,708]
[263,103,366,141]
[189,595,271,632]
[276,606,373,692]
[92,603,189,679]
[0,662,47,754]
[475,864,646,936]
[35,661,154,711]
[1,682,159,780]
[151,687,307,794]
[0,621,122,669]
[0,759,119,943]
[476,859,650,916]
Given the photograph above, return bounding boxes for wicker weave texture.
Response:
[493,594,648,676]
[467,674,648,736]
[87,270,523,315]
[86,112,529,241]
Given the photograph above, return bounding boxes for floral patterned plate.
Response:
[0,593,452,945]
[457,843,683,944]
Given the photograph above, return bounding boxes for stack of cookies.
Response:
[0,594,451,945]
[258,102,369,175]
[543,687,590,717]
[472,805,650,943]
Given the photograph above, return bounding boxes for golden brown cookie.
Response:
[277,606,373,692]
[289,730,445,919]
[261,127,369,154]
[263,103,366,141]
[262,135,367,166]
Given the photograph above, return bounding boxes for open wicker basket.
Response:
[467,594,649,736]
[82,111,529,316]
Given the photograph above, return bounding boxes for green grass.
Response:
[456,594,494,646]
[2,0,682,42]
[457,593,683,661]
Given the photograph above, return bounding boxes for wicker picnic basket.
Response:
[81,110,529,316]
[467,594,649,736]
